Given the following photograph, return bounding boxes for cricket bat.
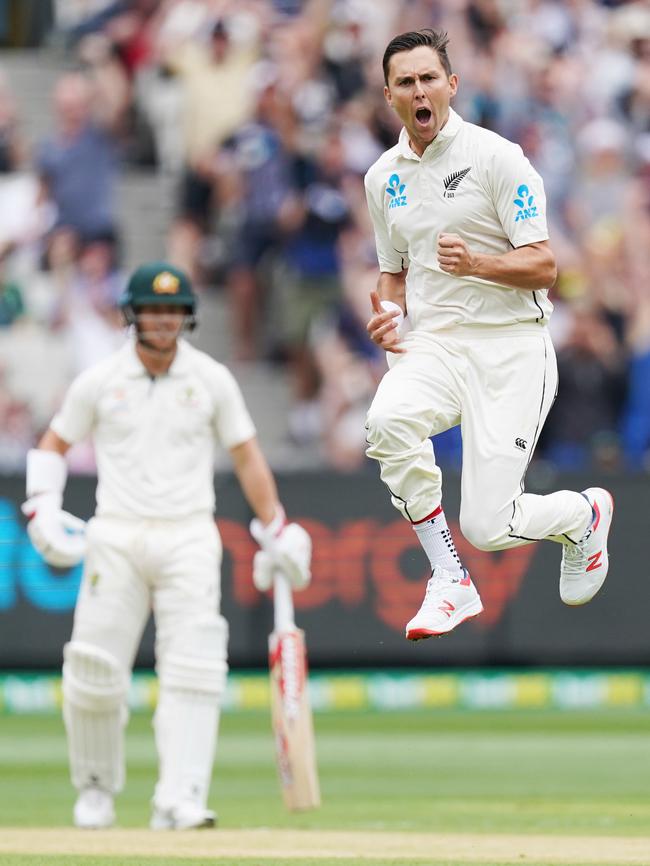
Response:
[268,568,321,811]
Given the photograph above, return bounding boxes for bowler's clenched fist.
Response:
[437,233,477,276]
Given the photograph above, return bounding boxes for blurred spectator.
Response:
[159,15,259,283]
[0,69,28,172]
[0,172,52,264]
[620,310,650,471]
[616,48,650,139]
[36,72,121,244]
[215,66,298,360]
[4,0,650,473]
[24,226,80,326]
[0,367,33,470]
[76,32,133,141]
[569,118,635,341]
[0,252,25,326]
[0,71,49,270]
[503,54,584,232]
[540,304,627,470]
[70,235,124,313]
[311,264,385,469]
[465,0,506,48]
[618,131,650,469]
[70,1,175,164]
[322,4,370,103]
[63,235,126,373]
[278,127,352,444]
[67,0,162,76]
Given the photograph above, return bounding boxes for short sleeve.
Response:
[489,144,549,248]
[364,173,410,273]
[50,369,97,445]
[211,365,257,449]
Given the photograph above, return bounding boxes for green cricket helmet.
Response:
[119,261,197,330]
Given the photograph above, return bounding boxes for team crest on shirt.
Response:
[443,166,471,198]
[514,184,539,221]
[386,173,407,208]
[105,387,128,414]
[177,385,200,408]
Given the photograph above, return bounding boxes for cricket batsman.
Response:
[22,261,311,829]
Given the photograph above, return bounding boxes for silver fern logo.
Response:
[443,166,471,198]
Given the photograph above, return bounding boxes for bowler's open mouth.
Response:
[415,107,432,125]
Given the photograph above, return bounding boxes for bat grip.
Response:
[273,568,295,631]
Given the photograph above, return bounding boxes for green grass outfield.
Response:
[1,707,649,865]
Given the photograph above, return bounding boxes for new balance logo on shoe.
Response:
[515,438,527,451]
[586,551,603,572]
[560,488,613,606]
[405,566,484,640]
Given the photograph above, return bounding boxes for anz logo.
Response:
[514,184,538,222]
[386,173,407,209]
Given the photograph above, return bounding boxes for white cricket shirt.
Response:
[51,339,256,519]
[364,107,553,331]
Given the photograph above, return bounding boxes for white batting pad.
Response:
[157,616,228,695]
[154,617,228,812]
[153,688,220,813]
[62,641,128,794]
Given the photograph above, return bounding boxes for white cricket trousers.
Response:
[70,513,225,668]
[65,513,228,807]
[365,327,592,549]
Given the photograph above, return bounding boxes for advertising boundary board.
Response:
[1,471,648,668]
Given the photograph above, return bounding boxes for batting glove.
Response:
[250,507,312,591]
[252,549,273,592]
[22,449,87,568]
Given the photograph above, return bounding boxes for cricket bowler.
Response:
[22,261,311,829]
[364,29,614,640]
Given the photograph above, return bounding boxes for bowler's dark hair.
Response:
[382,29,452,85]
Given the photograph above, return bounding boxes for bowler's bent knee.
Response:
[366,404,419,459]
[460,510,511,552]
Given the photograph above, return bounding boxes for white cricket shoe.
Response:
[560,487,614,606]
[405,566,483,640]
[73,786,115,829]
[150,802,217,830]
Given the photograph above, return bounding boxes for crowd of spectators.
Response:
[0,0,650,474]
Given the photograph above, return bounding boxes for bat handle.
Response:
[273,567,295,632]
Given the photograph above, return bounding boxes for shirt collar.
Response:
[122,337,191,378]
[398,107,462,161]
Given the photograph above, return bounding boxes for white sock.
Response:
[413,506,463,576]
